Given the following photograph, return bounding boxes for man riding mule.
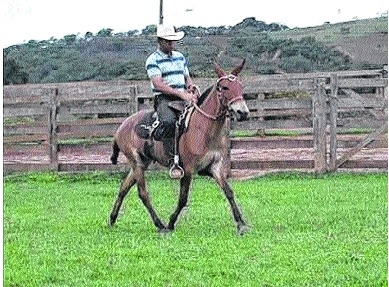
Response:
[109,32,250,233]
[140,25,199,177]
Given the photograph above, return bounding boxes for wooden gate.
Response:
[327,72,388,171]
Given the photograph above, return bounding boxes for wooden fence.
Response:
[3,68,388,176]
[229,69,388,174]
[4,81,137,173]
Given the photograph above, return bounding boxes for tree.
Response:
[3,57,29,85]
[85,31,94,39]
[141,25,157,36]
[97,28,113,37]
[127,30,139,37]
[63,34,77,45]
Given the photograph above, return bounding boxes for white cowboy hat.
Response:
[156,25,185,41]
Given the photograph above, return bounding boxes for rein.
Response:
[192,74,243,121]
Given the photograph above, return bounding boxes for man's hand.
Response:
[186,84,200,104]
[180,91,198,104]
[187,85,200,98]
[151,76,198,104]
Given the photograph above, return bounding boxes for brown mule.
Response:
[108,60,250,234]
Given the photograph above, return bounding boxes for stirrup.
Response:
[169,155,184,179]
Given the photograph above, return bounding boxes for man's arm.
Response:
[151,76,198,103]
[185,75,200,97]
[185,75,194,89]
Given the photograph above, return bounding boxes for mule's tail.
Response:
[110,140,120,165]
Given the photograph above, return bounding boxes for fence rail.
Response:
[3,68,388,175]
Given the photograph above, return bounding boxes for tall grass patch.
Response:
[3,172,387,286]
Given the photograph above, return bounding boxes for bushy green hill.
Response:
[3,17,387,85]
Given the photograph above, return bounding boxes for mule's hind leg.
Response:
[109,170,137,226]
[136,167,166,231]
[210,164,248,235]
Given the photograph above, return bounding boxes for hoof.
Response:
[237,224,249,235]
[158,227,173,235]
[107,216,116,227]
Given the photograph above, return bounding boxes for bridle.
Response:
[192,74,244,121]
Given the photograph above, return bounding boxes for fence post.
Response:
[257,93,265,136]
[47,88,59,171]
[329,74,338,171]
[224,116,232,178]
[313,78,327,174]
[128,85,139,115]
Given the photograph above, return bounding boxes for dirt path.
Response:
[4,136,387,178]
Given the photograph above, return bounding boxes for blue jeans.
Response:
[153,94,182,140]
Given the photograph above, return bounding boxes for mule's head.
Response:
[214,59,249,121]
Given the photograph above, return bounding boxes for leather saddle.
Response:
[135,101,188,140]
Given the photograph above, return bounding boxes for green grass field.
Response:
[3,172,388,286]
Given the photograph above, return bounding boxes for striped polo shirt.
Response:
[145,50,189,96]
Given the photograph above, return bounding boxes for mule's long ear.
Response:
[231,58,246,76]
[214,62,226,78]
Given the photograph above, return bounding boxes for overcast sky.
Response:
[2,0,387,48]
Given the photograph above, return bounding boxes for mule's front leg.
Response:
[211,166,248,235]
[167,174,192,231]
[222,181,248,235]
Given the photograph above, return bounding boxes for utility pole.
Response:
[159,0,163,24]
